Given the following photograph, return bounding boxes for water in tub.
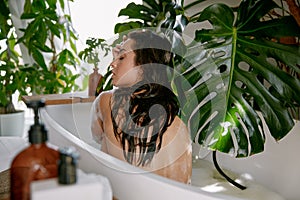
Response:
[191,157,285,200]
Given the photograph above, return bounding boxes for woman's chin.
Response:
[112,77,118,87]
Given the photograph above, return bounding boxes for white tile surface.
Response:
[0,137,28,171]
[0,107,33,171]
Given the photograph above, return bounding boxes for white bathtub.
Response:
[41,102,300,200]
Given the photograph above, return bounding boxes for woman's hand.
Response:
[112,35,128,59]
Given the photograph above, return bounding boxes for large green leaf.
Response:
[185,0,300,157]
[115,0,183,34]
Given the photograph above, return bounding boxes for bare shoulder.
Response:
[92,90,114,120]
[98,90,113,102]
[94,90,113,108]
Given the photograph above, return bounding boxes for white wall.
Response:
[69,0,141,51]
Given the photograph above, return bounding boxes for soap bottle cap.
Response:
[26,99,48,144]
[58,146,79,184]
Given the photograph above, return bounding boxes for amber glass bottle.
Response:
[10,100,59,200]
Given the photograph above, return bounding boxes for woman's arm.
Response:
[90,95,104,144]
[90,91,113,144]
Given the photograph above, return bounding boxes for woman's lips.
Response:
[112,72,116,80]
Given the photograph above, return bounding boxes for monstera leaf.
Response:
[181,0,300,157]
[115,0,184,33]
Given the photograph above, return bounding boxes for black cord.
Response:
[212,150,247,190]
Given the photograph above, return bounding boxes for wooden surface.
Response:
[0,169,10,200]
[22,93,95,105]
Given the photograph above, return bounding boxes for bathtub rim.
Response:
[41,106,249,200]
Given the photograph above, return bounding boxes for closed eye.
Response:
[118,49,127,60]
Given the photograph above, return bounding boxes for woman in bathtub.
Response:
[90,30,192,184]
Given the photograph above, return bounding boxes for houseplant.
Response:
[17,0,80,95]
[0,0,80,135]
[78,37,112,96]
[113,0,300,188]
[0,0,29,136]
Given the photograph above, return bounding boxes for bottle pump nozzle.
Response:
[58,146,79,184]
[25,99,48,144]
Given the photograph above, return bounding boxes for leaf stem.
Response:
[226,27,237,104]
[212,151,247,190]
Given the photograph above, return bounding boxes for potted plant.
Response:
[0,0,28,136]
[113,0,300,188]
[0,0,81,136]
[17,0,80,95]
[79,37,113,96]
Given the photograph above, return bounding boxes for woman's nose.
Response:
[110,60,117,68]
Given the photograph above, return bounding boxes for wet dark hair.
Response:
[111,30,179,166]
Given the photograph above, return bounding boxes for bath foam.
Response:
[191,158,285,200]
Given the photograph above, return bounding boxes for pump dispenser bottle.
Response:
[10,99,59,200]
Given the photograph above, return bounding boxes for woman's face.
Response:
[111,39,141,87]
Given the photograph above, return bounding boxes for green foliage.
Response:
[115,0,185,34]
[187,0,300,156]
[79,37,113,93]
[0,0,25,113]
[79,38,110,68]
[115,0,300,157]
[0,0,80,113]
[19,0,80,95]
